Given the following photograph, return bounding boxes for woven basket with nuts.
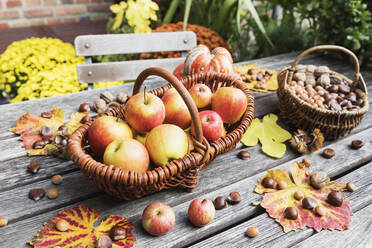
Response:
[277,45,369,140]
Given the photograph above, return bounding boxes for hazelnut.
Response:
[277,181,287,190]
[303,158,311,167]
[52,174,63,185]
[315,206,326,216]
[294,191,304,201]
[109,226,127,241]
[0,217,8,227]
[246,227,259,238]
[56,219,69,232]
[346,182,356,192]
[27,161,40,174]
[47,188,59,199]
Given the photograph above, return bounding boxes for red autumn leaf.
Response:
[9,108,87,158]
[29,205,136,248]
[255,163,351,232]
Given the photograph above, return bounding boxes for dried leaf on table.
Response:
[255,163,351,233]
[9,108,87,158]
[240,114,291,158]
[29,205,136,248]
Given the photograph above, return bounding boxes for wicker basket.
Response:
[68,67,254,200]
[277,45,369,140]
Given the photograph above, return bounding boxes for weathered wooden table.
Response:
[0,52,371,248]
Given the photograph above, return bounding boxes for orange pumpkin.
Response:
[183,45,234,75]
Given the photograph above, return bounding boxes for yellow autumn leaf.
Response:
[241,114,291,158]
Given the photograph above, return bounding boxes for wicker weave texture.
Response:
[277,45,369,140]
[68,68,255,200]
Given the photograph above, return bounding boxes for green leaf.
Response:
[236,0,243,33]
[243,0,275,48]
[163,0,180,24]
[215,0,237,32]
[183,0,193,31]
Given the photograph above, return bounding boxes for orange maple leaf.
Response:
[255,163,351,232]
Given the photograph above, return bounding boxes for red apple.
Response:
[88,116,133,157]
[142,202,175,236]
[162,88,191,129]
[211,87,247,124]
[125,91,165,133]
[188,198,215,227]
[173,63,184,79]
[103,139,149,173]
[189,84,212,109]
[192,110,224,142]
[145,124,189,166]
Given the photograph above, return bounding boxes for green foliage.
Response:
[295,0,372,68]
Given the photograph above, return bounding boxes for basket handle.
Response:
[291,45,360,81]
[133,67,203,143]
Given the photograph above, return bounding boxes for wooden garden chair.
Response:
[74,32,197,84]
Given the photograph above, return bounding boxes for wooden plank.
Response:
[75,32,197,56]
[2,74,371,191]
[191,162,372,248]
[77,58,186,83]
[0,64,371,192]
[292,205,372,248]
[0,52,360,140]
[0,126,371,247]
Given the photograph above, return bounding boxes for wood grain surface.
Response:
[0,51,371,248]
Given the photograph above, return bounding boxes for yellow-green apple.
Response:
[192,110,225,142]
[125,91,165,133]
[145,124,188,166]
[188,198,215,227]
[88,116,133,157]
[142,202,175,236]
[211,87,247,124]
[189,84,212,109]
[103,139,149,173]
[134,132,147,145]
[162,88,191,129]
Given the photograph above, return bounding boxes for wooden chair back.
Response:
[74,32,197,83]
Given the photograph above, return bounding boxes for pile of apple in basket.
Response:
[88,46,247,172]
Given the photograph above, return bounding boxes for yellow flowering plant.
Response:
[0,37,88,103]
[110,0,159,33]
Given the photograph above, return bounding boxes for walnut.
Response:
[305,73,316,87]
[306,65,316,73]
[100,91,114,104]
[93,99,107,113]
[295,64,307,72]
[314,66,330,77]
[116,93,129,104]
[317,74,331,88]
[310,171,329,189]
[330,75,342,84]
[290,129,324,154]
[293,72,306,82]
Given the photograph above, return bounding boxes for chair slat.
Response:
[75,32,197,56]
[77,57,185,83]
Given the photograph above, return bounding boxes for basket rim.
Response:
[278,66,369,116]
[68,71,255,187]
